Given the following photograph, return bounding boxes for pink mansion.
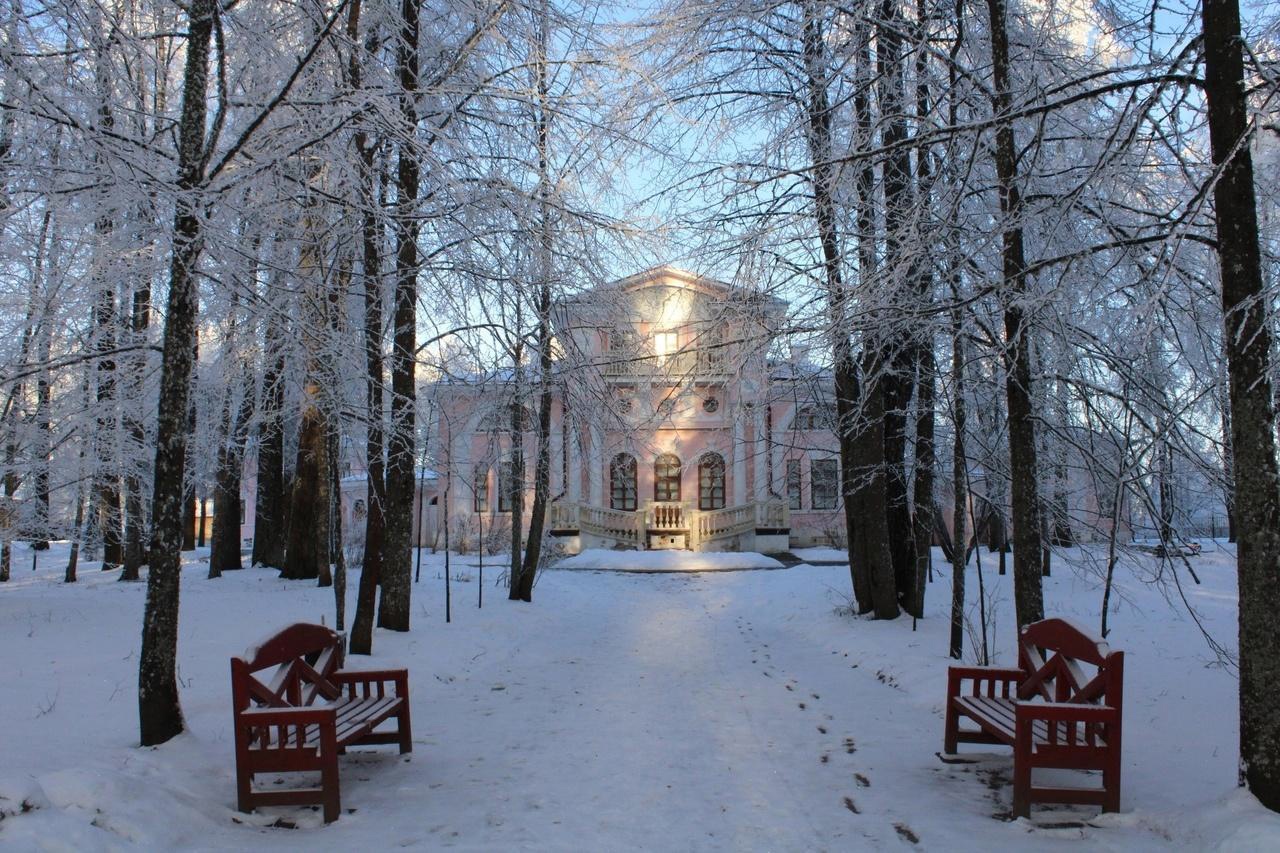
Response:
[426,266,845,555]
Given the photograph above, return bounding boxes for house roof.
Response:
[560,265,789,310]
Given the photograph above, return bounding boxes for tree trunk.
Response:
[984,0,1043,628]
[209,369,252,577]
[139,0,216,746]
[252,301,287,569]
[518,0,554,603]
[949,307,967,659]
[377,0,420,632]
[121,281,152,579]
[1202,0,1280,811]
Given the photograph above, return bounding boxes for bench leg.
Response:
[236,766,254,815]
[320,723,341,823]
[1012,725,1032,819]
[1103,749,1121,812]
[398,702,413,754]
[943,699,959,755]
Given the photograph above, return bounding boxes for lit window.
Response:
[654,331,678,359]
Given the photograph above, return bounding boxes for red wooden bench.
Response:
[230,623,412,823]
[943,618,1124,818]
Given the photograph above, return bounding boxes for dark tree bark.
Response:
[209,369,252,577]
[349,7,385,651]
[517,0,554,603]
[121,281,152,579]
[877,0,918,610]
[378,0,421,632]
[282,178,333,585]
[801,1,893,617]
[984,0,1043,628]
[1202,0,1280,811]
[138,0,217,746]
[251,315,287,569]
[92,29,124,572]
[949,307,967,659]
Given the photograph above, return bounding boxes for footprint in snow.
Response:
[893,823,920,844]
[842,796,860,814]
[855,773,870,788]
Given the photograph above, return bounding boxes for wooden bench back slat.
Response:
[231,623,346,714]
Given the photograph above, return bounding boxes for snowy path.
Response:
[2,547,1276,850]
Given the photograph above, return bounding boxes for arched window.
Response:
[654,454,682,502]
[698,453,726,510]
[610,453,637,511]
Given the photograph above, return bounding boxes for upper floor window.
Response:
[479,403,534,433]
[654,454,682,502]
[794,404,838,431]
[654,330,678,360]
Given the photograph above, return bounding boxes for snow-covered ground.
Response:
[556,548,783,571]
[1,541,1277,851]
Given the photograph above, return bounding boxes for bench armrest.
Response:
[333,668,409,700]
[235,706,337,751]
[947,666,1024,699]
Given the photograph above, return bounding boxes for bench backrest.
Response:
[230,623,344,713]
[1016,618,1124,711]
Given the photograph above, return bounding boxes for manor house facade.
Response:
[429,266,845,554]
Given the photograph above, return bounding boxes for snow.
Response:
[555,548,783,571]
[1,540,1278,850]
[789,546,850,563]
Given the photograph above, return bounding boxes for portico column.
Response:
[568,422,582,503]
[753,405,768,502]
[732,413,747,506]
[589,423,604,506]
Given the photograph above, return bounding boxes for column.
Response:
[753,405,769,502]
[732,413,747,506]
[589,423,604,507]
[568,422,582,503]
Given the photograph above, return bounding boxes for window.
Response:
[786,459,802,510]
[811,458,839,510]
[698,328,724,371]
[479,403,533,433]
[702,396,719,413]
[473,464,489,513]
[654,454,682,502]
[353,499,367,519]
[498,452,523,513]
[794,404,838,431]
[654,330,678,360]
[610,453,637,511]
[698,453,726,510]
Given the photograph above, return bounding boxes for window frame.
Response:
[610,453,638,511]
[786,459,803,511]
[654,454,682,502]
[811,458,839,510]
[698,453,726,511]
[473,463,489,513]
